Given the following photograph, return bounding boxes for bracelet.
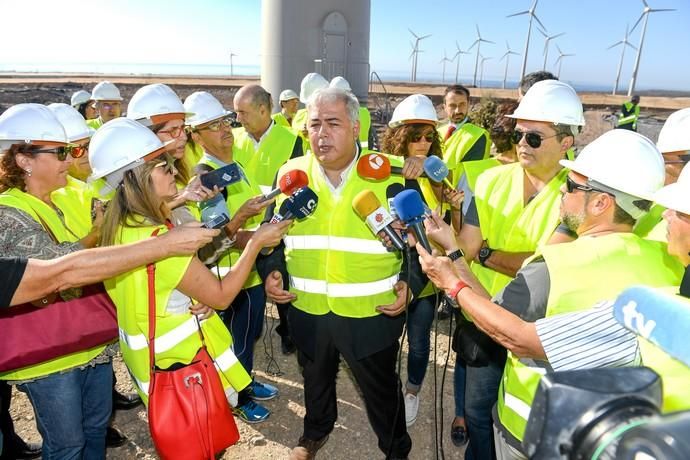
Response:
[447,248,464,261]
[447,279,470,299]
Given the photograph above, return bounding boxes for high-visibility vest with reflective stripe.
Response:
[51,175,94,236]
[275,153,404,317]
[473,164,567,297]
[496,233,683,442]
[86,117,104,130]
[634,203,667,242]
[618,102,640,129]
[438,122,490,189]
[359,107,371,149]
[198,155,263,288]
[291,108,310,154]
[271,112,291,129]
[0,188,108,381]
[638,288,690,413]
[233,123,299,195]
[105,222,251,404]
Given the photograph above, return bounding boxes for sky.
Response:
[1,0,688,91]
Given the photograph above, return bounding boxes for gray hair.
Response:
[307,87,359,124]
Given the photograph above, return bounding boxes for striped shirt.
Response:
[536,301,641,371]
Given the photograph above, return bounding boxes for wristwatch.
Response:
[478,246,493,266]
[447,248,464,261]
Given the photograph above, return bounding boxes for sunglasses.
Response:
[69,143,89,158]
[196,116,234,132]
[511,130,558,149]
[152,155,177,175]
[97,101,121,110]
[662,152,690,165]
[565,176,611,195]
[20,146,75,161]
[410,132,435,143]
[157,125,186,138]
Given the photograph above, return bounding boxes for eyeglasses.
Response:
[157,125,186,138]
[196,117,234,132]
[511,130,558,149]
[411,132,435,143]
[565,176,611,195]
[662,152,690,165]
[69,143,89,159]
[19,146,75,161]
[97,101,121,110]
[152,155,177,175]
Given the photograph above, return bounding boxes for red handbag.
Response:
[0,283,118,372]
[145,234,239,460]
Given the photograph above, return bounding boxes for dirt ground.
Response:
[9,306,464,460]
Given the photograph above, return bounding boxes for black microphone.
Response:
[385,183,405,219]
[262,187,318,255]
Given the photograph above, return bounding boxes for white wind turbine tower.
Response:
[409,29,432,82]
[453,41,470,84]
[627,0,675,96]
[539,29,565,71]
[608,24,637,95]
[500,42,520,89]
[468,25,494,87]
[508,0,547,82]
[440,50,453,83]
[554,45,574,79]
[479,55,492,89]
[229,52,237,76]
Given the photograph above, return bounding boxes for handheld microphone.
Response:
[357,153,428,181]
[261,170,309,201]
[262,187,319,255]
[386,183,405,219]
[423,156,454,188]
[352,190,405,251]
[613,286,690,367]
[393,189,432,253]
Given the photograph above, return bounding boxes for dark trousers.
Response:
[297,319,412,459]
[275,302,291,339]
[0,381,15,455]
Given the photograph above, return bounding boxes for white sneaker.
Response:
[404,392,419,427]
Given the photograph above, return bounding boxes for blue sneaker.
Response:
[246,379,279,401]
[233,400,270,424]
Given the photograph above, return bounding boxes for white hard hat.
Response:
[183,91,230,127]
[560,129,664,201]
[127,83,189,126]
[279,89,299,102]
[0,103,68,150]
[71,90,92,108]
[389,94,438,128]
[654,163,690,215]
[329,76,352,92]
[47,103,94,142]
[88,118,171,189]
[508,80,585,127]
[656,108,690,154]
[91,81,123,101]
[300,73,328,103]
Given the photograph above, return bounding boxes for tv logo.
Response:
[368,154,385,170]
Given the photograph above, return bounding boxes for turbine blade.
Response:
[607,41,623,49]
[641,0,649,7]
[507,10,529,18]
[649,8,676,12]
[475,24,481,37]
[532,13,547,32]
[420,34,432,40]
[626,42,638,51]
[630,13,645,34]
[552,32,565,40]
[482,39,496,44]
[408,28,419,39]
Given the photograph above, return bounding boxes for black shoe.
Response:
[295,434,329,459]
[113,390,142,410]
[281,336,296,355]
[106,426,128,448]
[0,436,42,459]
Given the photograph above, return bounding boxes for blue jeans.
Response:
[454,356,467,418]
[405,294,437,390]
[18,361,113,460]
[463,357,505,460]
[219,284,266,374]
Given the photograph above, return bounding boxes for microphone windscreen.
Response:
[284,186,319,219]
[352,190,382,219]
[386,183,405,200]
[278,170,309,194]
[393,189,426,223]
[424,156,450,183]
[357,153,391,180]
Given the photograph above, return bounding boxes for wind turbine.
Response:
[539,29,565,71]
[229,51,237,76]
[453,41,470,84]
[468,25,494,86]
[500,42,520,89]
[627,0,675,96]
[479,55,492,89]
[409,29,432,82]
[439,50,453,83]
[554,45,574,79]
[508,0,547,82]
[608,24,637,95]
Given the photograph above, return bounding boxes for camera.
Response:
[523,367,690,459]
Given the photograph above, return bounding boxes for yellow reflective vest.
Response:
[104,221,251,404]
[291,108,310,154]
[359,107,371,149]
[51,175,94,235]
[0,188,108,381]
[438,121,491,189]
[271,112,291,129]
[496,233,683,442]
[473,164,567,297]
[86,117,104,130]
[233,123,299,195]
[275,152,404,317]
[197,154,263,289]
[634,203,667,242]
